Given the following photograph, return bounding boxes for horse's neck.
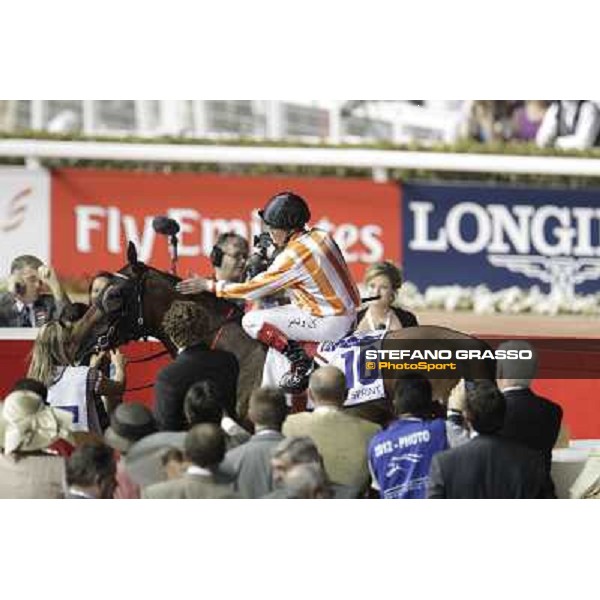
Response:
[71,306,104,358]
[211,320,263,362]
[212,319,266,419]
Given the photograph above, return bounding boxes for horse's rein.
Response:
[98,271,239,394]
[207,305,240,350]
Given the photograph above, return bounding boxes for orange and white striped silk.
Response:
[207,229,360,317]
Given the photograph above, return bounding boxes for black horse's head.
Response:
[74,241,242,362]
[75,242,171,360]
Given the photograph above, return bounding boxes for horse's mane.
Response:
[117,263,181,285]
[118,262,243,320]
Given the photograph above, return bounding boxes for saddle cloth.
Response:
[261,330,386,407]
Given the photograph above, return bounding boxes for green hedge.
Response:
[2,130,600,187]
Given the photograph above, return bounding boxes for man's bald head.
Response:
[496,340,538,389]
[308,366,347,407]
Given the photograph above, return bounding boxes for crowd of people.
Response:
[461,100,600,150]
[0,190,573,499]
[0,354,565,499]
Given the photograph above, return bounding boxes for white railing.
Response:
[0,328,38,340]
[2,138,600,181]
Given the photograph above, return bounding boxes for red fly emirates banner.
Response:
[51,169,401,281]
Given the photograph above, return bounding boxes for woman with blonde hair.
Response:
[27,321,126,435]
[355,261,418,333]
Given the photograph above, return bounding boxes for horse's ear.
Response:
[127,241,138,265]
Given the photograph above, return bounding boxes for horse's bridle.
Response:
[91,268,242,392]
[95,270,154,352]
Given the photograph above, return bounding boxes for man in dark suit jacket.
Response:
[0,255,69,327]
[428,382,552,499]
[495,340,563,476]
[221,386,287,498]
[154,301,239,431]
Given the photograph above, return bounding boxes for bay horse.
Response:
[72,243,495,426]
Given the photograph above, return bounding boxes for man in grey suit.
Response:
[221,387,287,498]
[142,424,239,499]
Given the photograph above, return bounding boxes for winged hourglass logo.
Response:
[0,187,31,233]
[488,254,600,301]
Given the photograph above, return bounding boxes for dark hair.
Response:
[11,378,48,402]
[184,381,223,426]
[465,381,506,435]
[162,301,209,349]
[58,302,89,325]
[394,375,434,418]
[10,255,43,273]
[66,442,116,488]
[249,387,287,430]
[161,447,184,466]
[184,423,226,468]
[215,232,249,251]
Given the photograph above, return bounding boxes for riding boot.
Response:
[256,324,313,393]
[279,340,313,394]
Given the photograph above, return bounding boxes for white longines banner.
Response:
[0,167,51,276]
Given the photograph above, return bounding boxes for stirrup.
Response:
[280,368,311,394]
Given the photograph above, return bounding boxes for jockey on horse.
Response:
[177,191,360,393]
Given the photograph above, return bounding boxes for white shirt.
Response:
[536,101,600,150]
[67,487,96,499]
[313,405,340,414]
[500,385,528,393]
[186,465,213,477]
[255,429,280,437]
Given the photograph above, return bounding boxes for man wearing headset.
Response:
[177,191,360,393]
[210,233,250,284]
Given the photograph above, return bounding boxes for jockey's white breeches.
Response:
[242,305,355,343]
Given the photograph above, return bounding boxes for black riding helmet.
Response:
[258,192,311,230]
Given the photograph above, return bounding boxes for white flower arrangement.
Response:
[393,282,600,316]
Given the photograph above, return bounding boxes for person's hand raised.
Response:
[37,265,60,289]
[110,349,127,370]
[448,379,467,413]
[90,350,109,369]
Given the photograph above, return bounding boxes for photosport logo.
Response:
[403,183,600,299]
[349,338,600,381]
[360,343,533,379]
